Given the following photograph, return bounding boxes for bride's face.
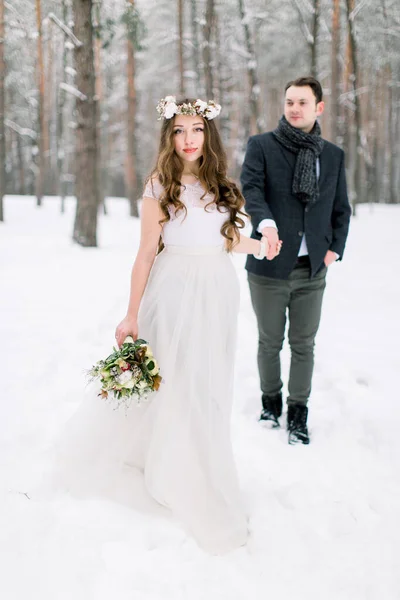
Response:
[172,115,205,164]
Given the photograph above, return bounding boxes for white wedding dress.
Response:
[54,179,248,554]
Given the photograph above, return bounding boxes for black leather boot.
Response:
[287,404,310,445]
[260,393,282,428]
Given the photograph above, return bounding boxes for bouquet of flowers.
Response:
[88,337,162,409]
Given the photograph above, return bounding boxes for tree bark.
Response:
[238,0,263,135]
[0,0,5,221]
[214,5,223,105]
[374,66,386,203]
[190,0,202,96]
[364,68,377,204]
[15,128,25,195]
[126,0,138,217]
[57,0,69,213]
[392,68,400,204]
[35,0,46,206]
[331,0,341,145]
[178,0,184,97]
[94,0,106,214]
[342,25,352,158]
[72,0,98,246]
[45,17,55,194]
[311,0,320,77]
[382,0,399,204]
[202,0,215,100]
[387,76,398,203]
[345,0,362,214]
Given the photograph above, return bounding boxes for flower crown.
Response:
[156,95,222,121]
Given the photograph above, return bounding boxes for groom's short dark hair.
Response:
[285,77,323,104]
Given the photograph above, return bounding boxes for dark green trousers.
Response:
[248,262,327,406]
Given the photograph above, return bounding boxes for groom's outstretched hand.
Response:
[262,226,282,260]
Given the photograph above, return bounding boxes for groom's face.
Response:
[284,85,324,133]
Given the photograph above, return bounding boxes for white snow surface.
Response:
[1,196,399,600]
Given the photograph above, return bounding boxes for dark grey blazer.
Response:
[240,132,351,279]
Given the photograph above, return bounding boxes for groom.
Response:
[240,76,351,445]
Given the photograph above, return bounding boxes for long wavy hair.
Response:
[145,98,247,252]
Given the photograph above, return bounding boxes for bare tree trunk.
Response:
[35,0,46,206]
[126,0,138,217]
[214,4,233,159]
[178,0,184,97]
[202,0,215,100]
[387,78,398,203]
[57,0,69,213]
[15,128,25,194]
[331,0,341,145]
[382,0,399,204]
[72,0,98,247]
[392,68,400,204]
[369,134,379,204]
[381,65,391,203]
[238,0,263,135]
[341,25,356,209]
[94,0,106,214]
[364,68,377,204]
[374,67,386,203]
[291,0,314,70]
[46,17,55,194]
[190,0,202,96]
[345,0,362,214]
[214,6,223,106]
[342,28,352,160]
[311,0,320,77]
[0,0,5,221]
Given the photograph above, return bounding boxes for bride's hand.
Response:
[115,316,138,347]
[263,235,282,260]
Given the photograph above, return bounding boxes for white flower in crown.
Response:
[156,96,222,120]
[204,101,221,120]
[156,95,178,120]
[175,102,197,116]
[194,99,208,113]
[164,98,178,119]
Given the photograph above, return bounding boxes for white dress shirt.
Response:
[257,159,339,260]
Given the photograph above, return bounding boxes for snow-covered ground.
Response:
[1,196,399,600]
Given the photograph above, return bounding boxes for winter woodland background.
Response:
[0,0,399,243]
[1,3,400,598]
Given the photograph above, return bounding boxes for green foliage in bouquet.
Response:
[88,336,162,408]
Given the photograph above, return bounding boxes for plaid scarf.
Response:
[273,115,324,204]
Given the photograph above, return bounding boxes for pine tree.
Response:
[72,0,99,246]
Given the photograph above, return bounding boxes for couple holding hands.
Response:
[68,75,351,554]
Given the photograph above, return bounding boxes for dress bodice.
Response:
[143,178,228,247]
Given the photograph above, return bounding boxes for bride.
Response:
[58,96,281,554]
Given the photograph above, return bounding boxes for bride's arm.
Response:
[115,196,163,345]
[231,233,268,256]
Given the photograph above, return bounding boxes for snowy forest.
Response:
[0,0,399,244]
[2,3,400,594]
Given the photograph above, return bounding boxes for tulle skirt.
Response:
[53,245,248,554]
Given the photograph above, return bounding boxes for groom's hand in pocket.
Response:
[324,250,337,267]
